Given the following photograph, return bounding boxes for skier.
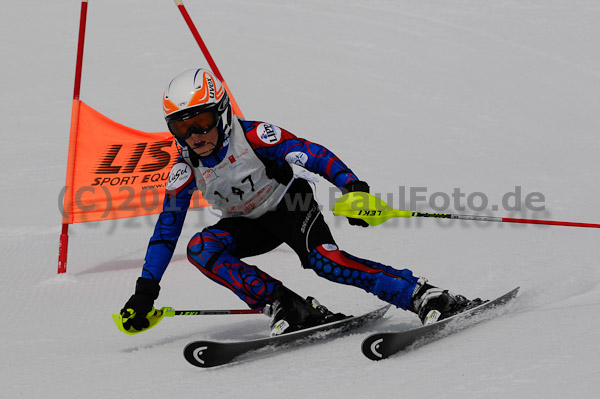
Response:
[120,68,482,335]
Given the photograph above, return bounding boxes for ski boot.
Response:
[265,286,348,336]
[409,278,485,326]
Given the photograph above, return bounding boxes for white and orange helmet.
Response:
[163,68,233,139]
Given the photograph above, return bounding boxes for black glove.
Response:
[342,180,370,228]
[120,277,160,331]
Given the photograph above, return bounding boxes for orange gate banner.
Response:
[62,100,206,224]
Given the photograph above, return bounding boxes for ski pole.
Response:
[113,307,263,335]
[333,192,600,229]
[160,307,263,316]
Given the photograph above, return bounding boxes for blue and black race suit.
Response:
[141,119,418,310]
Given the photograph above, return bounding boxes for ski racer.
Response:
[119,68,482,335]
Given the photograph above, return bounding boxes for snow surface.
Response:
[2,0,600,398]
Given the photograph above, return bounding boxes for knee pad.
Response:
[186,229,281,309]
[187,229,235,270]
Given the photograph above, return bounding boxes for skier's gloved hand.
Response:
[342,180,370,228]
[120,277,160,331]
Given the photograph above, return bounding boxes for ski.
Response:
[362,287,520,361]
[184,304,391,368]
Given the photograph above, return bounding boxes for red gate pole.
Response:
[58,0,89,274]
[173,0,244,118]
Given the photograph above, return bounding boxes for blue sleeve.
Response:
[141,163,197,282]
[241,120,360,188]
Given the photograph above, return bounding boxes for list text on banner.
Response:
[62,101,207,224]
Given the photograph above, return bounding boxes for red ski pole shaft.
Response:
[500,217,600,229]
[413,212,600,228]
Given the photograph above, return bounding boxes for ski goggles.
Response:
[166,108,219,140]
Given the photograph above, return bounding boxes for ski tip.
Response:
[361,334,390,361]
[183,341,221,368]
[361,287,521,361]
